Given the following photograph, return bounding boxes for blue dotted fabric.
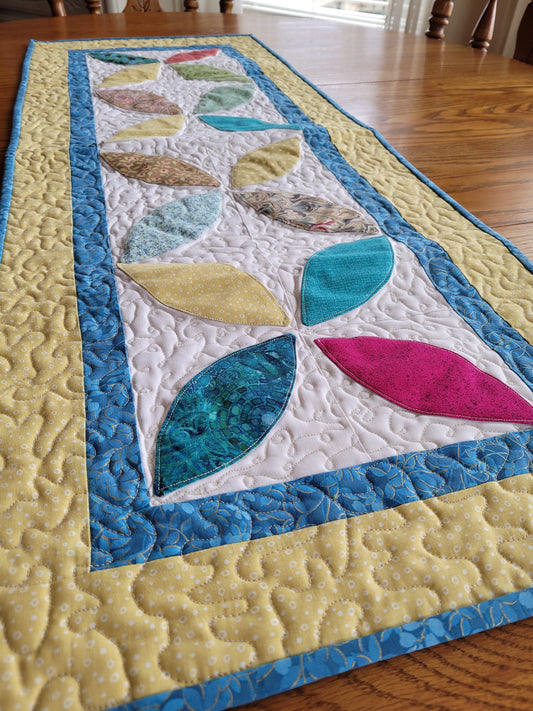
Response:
[68,44,533,574]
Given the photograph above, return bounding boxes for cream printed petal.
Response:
[236,190,379,233]
[95,88,183,115]
[101,152,220,187]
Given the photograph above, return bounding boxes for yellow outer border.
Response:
[0,36,532,711]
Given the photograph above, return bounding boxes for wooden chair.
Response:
[46,0,100,14]
[426,0,533,64]
[47,0,232,16]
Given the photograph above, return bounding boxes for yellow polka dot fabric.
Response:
[231,136,301,188]
[108,115,186,142]
[118,262,290,325]
[0,34,532,711]
[98,62,161,87]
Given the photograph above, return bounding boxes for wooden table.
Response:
[1,11,532,711]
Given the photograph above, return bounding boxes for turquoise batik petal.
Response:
[89,52,159,65]
[170,64,253,83]
[194,85,255,114]
[155,334,297,495]
[122,192,222,262]
[198,115,303,132]
[301,237,394,326]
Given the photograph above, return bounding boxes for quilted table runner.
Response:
[2,33,533,711]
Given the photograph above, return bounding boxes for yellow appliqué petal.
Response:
[118,262,290,326]
[98,62,161,88]
[107,115,186,142]
[231,137,301,188]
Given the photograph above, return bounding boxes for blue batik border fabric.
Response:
[68,42,533,577]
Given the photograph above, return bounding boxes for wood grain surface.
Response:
[0,12,532,710]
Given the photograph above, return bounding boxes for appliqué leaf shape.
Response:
[315,336,533,425]
[100,152,220,187]
[198,115,303,132]
[89,52,159,65]
[301,237,394,325]
[170,64,253,83]
[155,334,297,494]
[107,115,186,143]
[118,262,290,326]
[98,63,160,88]
[231,138,301,188]
[165,48,220,64]
[120,192,222,262]
[95,88,183,115]
[194,85,255,114]
[236,191,379,233]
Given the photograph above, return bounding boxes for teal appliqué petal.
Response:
[194,85,255,114]
[198,115,303,132]
[89,52,159,65]
[301,237,394,326]
[122,192,222,262]
[155,334,297,495]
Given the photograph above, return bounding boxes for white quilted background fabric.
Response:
[88,51,532,505]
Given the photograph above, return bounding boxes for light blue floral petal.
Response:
[155,335,297,495]
[198,115,303,132]
[302,236,394,325]
[122,192,222,262]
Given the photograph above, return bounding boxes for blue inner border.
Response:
[67,43,533,572]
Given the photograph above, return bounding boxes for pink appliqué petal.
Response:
[315,336,533,425]
[165,48,220,64]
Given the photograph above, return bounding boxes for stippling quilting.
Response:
[0,34,532,711]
